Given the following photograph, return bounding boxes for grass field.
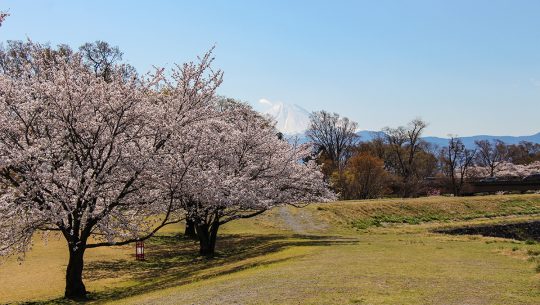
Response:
[1,194,540,304]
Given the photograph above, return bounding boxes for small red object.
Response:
[135,241,145,260]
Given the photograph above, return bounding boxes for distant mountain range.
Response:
[357,131,540,149]
[257,100,540,148]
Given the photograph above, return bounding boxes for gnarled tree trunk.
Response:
[65,246,87,299]
[184,218,197,240]
[195,221,220,257]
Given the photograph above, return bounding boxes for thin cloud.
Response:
[258,98,273,106]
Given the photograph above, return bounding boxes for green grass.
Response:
[1,194,540,304]
[313,194,540,230]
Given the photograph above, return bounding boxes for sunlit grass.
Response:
[1,194,539,304]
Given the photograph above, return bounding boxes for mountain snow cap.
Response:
[259,99,311,135]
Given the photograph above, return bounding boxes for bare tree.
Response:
[440,136,476,196]
[474,139,508,177]
[506,141,540,164]
[306,110,359,171]
[79,41,133,82]
[382,118,430,197]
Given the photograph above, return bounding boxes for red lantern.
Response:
[135,241,145,260]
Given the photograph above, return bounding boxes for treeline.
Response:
[307,111,540,199]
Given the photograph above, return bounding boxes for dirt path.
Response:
[278,206,327,234]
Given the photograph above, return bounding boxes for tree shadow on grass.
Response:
[22,234,358,304]
[434,220,540,242]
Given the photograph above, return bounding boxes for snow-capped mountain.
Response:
[258,99,311,134]
[255,99,540,147]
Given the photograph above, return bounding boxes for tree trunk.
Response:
[65,247,87,299]
[489,165,496,177]
[196,221,220,257]
[184,218,197,239]
[401,179,415,198]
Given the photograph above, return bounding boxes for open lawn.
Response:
[1,194,540,304]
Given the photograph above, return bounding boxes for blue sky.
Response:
[1,0,540,136]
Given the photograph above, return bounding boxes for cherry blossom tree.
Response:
[0,41,222,299]
[468,161,540,179]
[0,11,8,27]
[180,101,335,256]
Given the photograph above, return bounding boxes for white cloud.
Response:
[258,98,273,106]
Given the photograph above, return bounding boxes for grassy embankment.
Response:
[1,194,540,304]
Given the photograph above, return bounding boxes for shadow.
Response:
[434,220,540,242]
[20,233,358,304]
